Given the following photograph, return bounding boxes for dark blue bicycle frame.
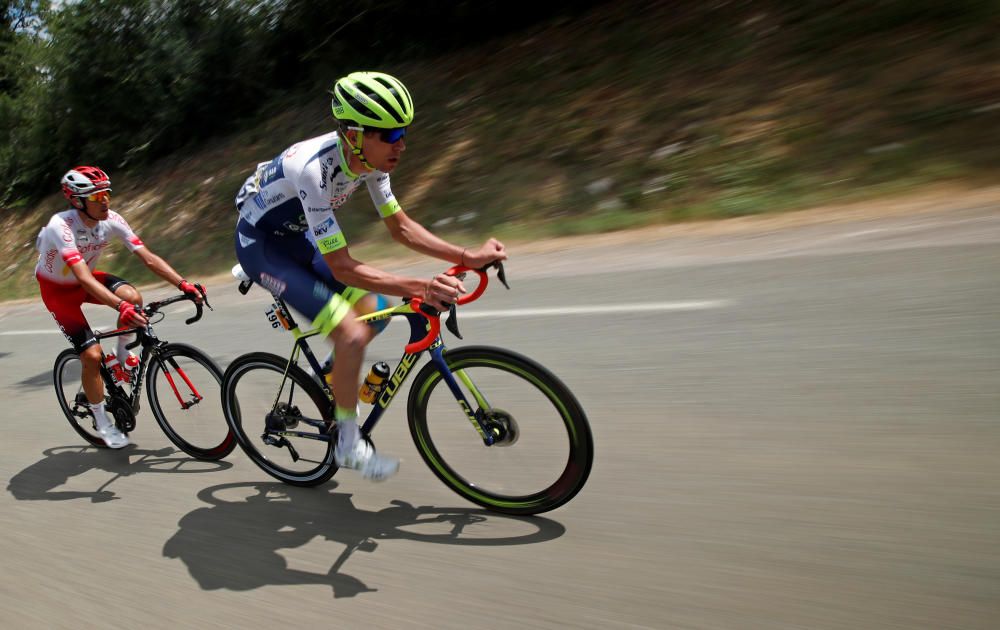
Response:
[266,297,496,446]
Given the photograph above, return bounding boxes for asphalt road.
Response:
[1,204,998,629]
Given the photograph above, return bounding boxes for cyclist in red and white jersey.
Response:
[35,165,205,448]
[234,72,507,480]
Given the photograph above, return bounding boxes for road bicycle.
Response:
[52,290,236,460]
[221,263,593,515]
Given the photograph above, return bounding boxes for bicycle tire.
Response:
[53,348,105,447]
[407,346,593,515]
[145,342,236,461]
[221,352,337,486]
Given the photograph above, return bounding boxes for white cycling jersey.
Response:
[235,131,400,254]
[34,209,145,284]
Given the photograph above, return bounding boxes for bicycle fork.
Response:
[427,345,498,446]
[155,351,204,410]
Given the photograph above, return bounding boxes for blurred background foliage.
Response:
[1,0,999,297]
[0,0,605,202]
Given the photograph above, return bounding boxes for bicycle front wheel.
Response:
[145,343,235,460]
[53,348,104,447]
[221,352,337,486]
[407,346,593,515]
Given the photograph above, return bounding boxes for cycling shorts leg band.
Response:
[368,294,390,335]
[312,293,353,337]
[340,286,369,306]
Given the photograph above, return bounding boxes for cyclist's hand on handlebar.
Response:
[117,300,148,328]
[424,273,465,310]
[178,279,206,304]
[462,238,508,269]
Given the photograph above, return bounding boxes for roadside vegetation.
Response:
[1,0,998,299]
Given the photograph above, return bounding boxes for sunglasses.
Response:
[372,127,407,144]
[85,190,111,202]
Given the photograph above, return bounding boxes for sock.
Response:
[90,401,111,429]
[116,332,136,365]
[335,405,359,450]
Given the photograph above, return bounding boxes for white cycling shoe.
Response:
[96,423,130,449]
[335,439,399,482]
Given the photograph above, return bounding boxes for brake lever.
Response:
[194,283,213,311]
[495,261,509,290]
[445,303,462,339]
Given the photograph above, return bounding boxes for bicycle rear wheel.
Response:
[221,352,337,486]
[145,343,235,460]
[407,346,593,515]
[53,348,105,447]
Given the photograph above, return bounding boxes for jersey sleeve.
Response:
[299,157,346,254]
[106,211,145,252]
[366,171,401,219]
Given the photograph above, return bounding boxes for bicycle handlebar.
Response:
[404,261,508,354]
[144,284,212,326]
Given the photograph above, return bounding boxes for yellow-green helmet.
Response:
[331,71,414,128]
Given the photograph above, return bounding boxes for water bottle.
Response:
[358,361,391,403]
[103,354,128,384]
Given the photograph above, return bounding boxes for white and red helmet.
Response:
[61,165,111,199]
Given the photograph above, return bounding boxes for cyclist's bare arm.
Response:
[69,261,125,309]
[131,247,204,303]
[323,247,464,310]
[383,211,465,263]
[383,211,508,269]
[133,247,185,288]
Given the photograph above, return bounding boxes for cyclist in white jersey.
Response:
[234,71,507,481]
[36,166,206,448]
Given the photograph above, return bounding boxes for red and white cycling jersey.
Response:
[34,209,145,284]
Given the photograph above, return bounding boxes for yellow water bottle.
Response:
[359,361,390,403]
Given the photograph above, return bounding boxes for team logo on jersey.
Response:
[256,157,284,186]
[313,217,336,236]
[253,190,286,211]
[44,249,57,273]
[330,192,352,207]
[285,145,299,158]
[281,214,308,233]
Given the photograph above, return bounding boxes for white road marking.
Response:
[0,329,63,335]
[457,300,732,319]
[0,300,731,334]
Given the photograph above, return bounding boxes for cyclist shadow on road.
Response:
[15,370,52,389]
[6,445,233,503]
[163,481,567,599]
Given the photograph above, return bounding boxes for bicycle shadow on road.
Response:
[6,445,232,503]
[163,481,567,599]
